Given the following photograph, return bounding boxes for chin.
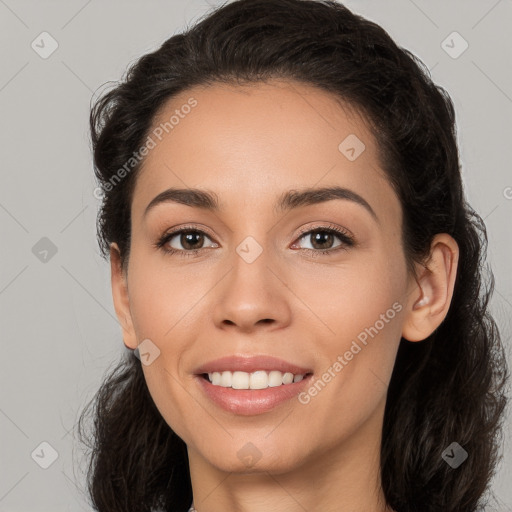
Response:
[202,443,307,475]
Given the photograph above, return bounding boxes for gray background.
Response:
[0,0,511,510]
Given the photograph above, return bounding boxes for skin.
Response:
[110,79,459,512]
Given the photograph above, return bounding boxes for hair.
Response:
[77,1,510,511]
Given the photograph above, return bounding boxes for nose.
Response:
[212,242,292,334]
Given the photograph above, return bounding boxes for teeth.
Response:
[206,370,307,389]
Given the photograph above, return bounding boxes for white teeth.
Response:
[268,370,284,387]
[249,370,268,389]
[232,371,249,389]
[206,370,307,389]
[282,372,294,385]
[220,371,232,387]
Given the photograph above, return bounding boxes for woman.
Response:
[77,1,509,511]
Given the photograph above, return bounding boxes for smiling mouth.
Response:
[200,370,312,390]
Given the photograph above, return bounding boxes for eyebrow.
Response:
[143,185,378,222]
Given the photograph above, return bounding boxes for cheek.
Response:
[139,362,194,444]
[127,254,206,340]
[301,246,407,401]
[299,247,406,345]
[125,254,210,417]
[299,287,404,445]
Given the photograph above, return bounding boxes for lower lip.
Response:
[195,374,313,416]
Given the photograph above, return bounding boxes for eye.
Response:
[292,224,355,255]
[154,223,355,258]
[154,226,217,257]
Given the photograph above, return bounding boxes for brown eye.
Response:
[176,231,206,250]
[306,230,337,250]
[165,230,216,251]
[293,226,355,255]
[155,227,218,256]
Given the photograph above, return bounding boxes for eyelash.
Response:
[154,223,355,258]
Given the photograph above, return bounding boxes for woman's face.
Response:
[114,79,417,475]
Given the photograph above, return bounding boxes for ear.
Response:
[402,233,459,342]
[110,242,138,349]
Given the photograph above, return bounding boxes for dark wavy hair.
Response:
[77,1,510,511]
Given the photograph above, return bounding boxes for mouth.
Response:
[199,370,312,389]
[193,354,314,415]
[195,371,314,415]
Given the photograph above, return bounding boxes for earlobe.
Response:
[110,242,138,350]
[401,233,459,342]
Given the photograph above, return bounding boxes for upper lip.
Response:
[193,355,313,375]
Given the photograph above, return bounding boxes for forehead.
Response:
[131,79,399,226]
